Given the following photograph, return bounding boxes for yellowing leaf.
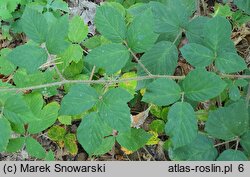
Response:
[119,72,137,95]
[146,131,160,145]
[121,146,133,155]
[64,133,78,156]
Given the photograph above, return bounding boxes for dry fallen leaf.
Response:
[131,106,151,128]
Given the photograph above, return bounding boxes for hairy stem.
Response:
[1,74,250,92]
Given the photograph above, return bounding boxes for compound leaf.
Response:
[0,117,11,152]
[117,128,151,151]
[7,44,48,74]
[98,88,133,132]
[217,150,248,161]
[169,134,218,161]
[181,43,214,68]
[21,7,48,43]
[205,100,249,140]
[77,112,114,156]
[240,131,250,155]
[6,137,25,153]
[203,16,232,52]
[46,15,69,54]
[165,102,198,148]
[60,84,98,116]
[68,15,88,43]
[142,78,181,106]
[127,9,158,53]
[137,41,178,88]
[85,43,130,75]
[95,4,126,43]
[182,69,227,101]
[3,95,31,124]
[26,137,46,159]
[216,52,247,73]
[234,0,250,15]
[28,102,60,134]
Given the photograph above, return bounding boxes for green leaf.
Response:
[213,4,233,17]
[234,0,250,15]
[26,137,46,159]
[180,43,214,68]
[216,52,247,73]
[142,78,181,106]
[94,136,116,156]
[165,102,198,148]
[28,102,60,134]
[0,117,11,152]
[59,84,98,115]
[21,7,48,43]
[203,16,232,52]
[0,57,15,75]
[6,137,25,153]
[229,85,241,101]
[3,95,31,124]
[58,115,71,125]
[119,72,137,95]
[137,41,178,88]
[182,69,227,101]
[64,133,78,155]
[217,150,248,161]
[205,100,249,140]
[77,112,114,156]
[62,61,84,79]
[169,134,218,161]
[24,92,44,115]
[150,0,195,42]
[46,15,69,54]
[45,150,55,161]
[98,88,133,132]
[94,4,126,42]
[0,49,16,75]
[49,0,69,12]
[85,43,130,75]
[240,131,250,155]
[117,128,151,151]
[7,44,48,74]
[47,125,66,142]
[235,79,248,87]
[83,35,111,49]
[0,0,21,20]
[127,9,158,53]
[13,69,59,96]
[186,16,210,44]
[59,44,83,67]
[232,10,250,26]
[68,15,88,43]
[149,120,165,134]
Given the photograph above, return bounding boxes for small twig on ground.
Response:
[214,137,239,147]
[143,147,156,161]
[196,0,201,16]
[136,151,142,161]
[235,138,240,151]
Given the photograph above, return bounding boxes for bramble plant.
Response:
[0,0,250,161]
